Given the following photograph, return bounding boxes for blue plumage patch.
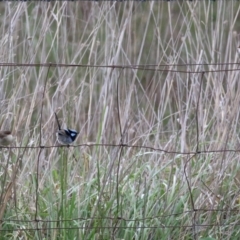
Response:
[66,129,78,140]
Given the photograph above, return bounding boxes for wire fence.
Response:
[1,62,240,238]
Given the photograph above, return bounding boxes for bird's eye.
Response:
[68,129,78,134]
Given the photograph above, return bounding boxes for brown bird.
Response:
[0,131,14,146]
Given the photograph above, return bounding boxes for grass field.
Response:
[1,1,240,239]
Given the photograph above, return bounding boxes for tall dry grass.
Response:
[0,1,240,239]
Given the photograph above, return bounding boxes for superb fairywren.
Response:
[54,112,78,145]
[0,131,14,146]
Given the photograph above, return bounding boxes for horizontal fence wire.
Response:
[12,0,225,2]
[1,62,240,73]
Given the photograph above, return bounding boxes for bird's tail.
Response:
[54,112,61,130]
